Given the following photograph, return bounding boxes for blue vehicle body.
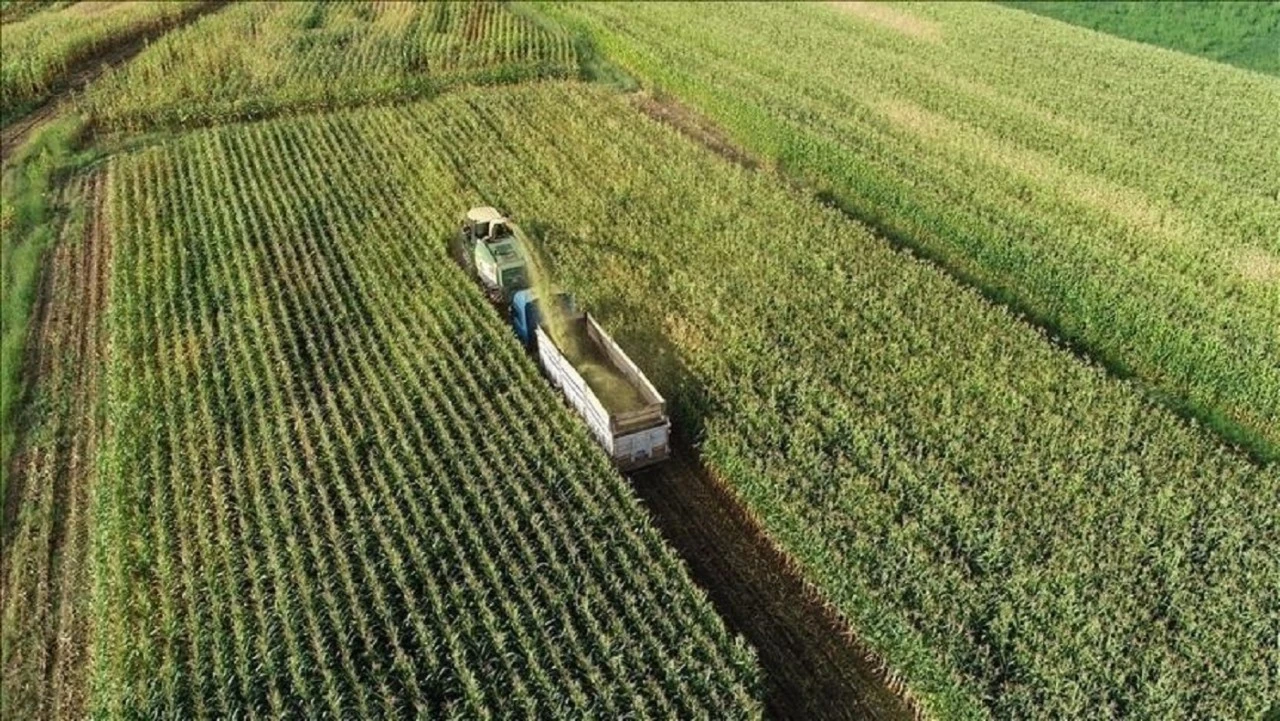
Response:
[510,289,577,346]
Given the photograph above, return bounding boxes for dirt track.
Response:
[630,448,916,720]
[0,1,226,165]
[634,93,759,171]
[1,171,110,720]
[1,99,62,165]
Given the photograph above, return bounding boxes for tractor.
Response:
[452,206,529,303]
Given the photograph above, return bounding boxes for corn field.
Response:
[93,90,761,717]
[537,1,1280,462]
[93,81,1278,719]
[0,0,65,25]
[0,0,202,119]
[6,1,1278,716]
[82,1,579,132]
[441,82,1278,721]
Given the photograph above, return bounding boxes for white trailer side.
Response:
[535,317,670,470]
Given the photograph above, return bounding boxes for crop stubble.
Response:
[1,170,110,721]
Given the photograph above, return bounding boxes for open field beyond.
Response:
[1003,1,1280,76]
[1,0,209,123]
[81,1,578,132]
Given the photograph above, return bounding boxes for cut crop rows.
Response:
[2,171,107,721]
[94,103,760,717]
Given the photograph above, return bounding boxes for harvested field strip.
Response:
[93,100,761,716]
[2,117,100,505]
[632,448,914,720]
[1,170,108,721]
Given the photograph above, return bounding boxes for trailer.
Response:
[451,206,671,471]
[514,291,670,471]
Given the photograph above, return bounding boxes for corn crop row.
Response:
[0,0,203,119]
[537,1,1280,461]
[81,1,578,132]
[93,93,761,717]
[274,82,1273,720]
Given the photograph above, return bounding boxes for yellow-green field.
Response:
[1,1,205,121]
[541,1,1280,462]
[3,2,1277,719]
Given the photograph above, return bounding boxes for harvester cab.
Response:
[456,206,529,299]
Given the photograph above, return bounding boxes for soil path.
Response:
[629,447,917,720]
[0,1,227,165]
[634,93,759,171]
[1,99,61,164]
[1,171,111,720]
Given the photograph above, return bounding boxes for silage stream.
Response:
[518,226,647,413]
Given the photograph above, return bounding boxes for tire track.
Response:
[628,446,918,720]
[48,170,110,719]
[0,171,111,720]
